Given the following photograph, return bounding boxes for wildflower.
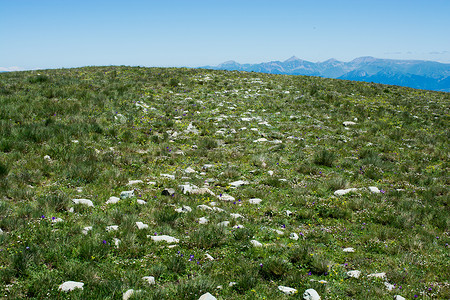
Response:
[102,240,107,244]
[41,215,45,219]
[308,271,312,276]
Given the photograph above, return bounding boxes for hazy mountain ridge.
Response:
[201,56,450,92]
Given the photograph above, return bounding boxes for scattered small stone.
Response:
[217,194,235,201]
[290,233,299,240]
[286,210,293,216]
[253,138,268,142]
[149,235,179,243]
[113,238,121,248]
[82,226,92,235]
[185,167,197,174]
[136,222,148,230]
[123,289,141,300]
[343,121,356,126]
[217,221,230,227]
[212,207,225,212]
[394,295,406,300]
[233,224,244,228]
[106,196,120,204]
[191,187,215,196]
[384,281,395,291]
[278,285,297,295]
[59,281,84,292]
[127,180,143,186]
[205,253,214,260]
[44,155,52,161]
[346,270,361,278]
[250,240,263,247]
[162,188,176,196]
[137,199,147,205]
[72,198,94,207]
[175,205,192,213]
[198,217,209,224]
[343,247,355,252]
[367,272,386,279]
[303,288,321,300]
[228,282,237,287]
[0,228,3,235]
[229,180,249,188]
[106,225,119,232]
[198,292,217,300]
[230,213,243,219]
[249,198,262,204]
[334,188,358,196]
[160,173,175,180]
[142,276,155,285]
[120,190,134,199]
[197,204,213,211]
[368,186,381,193]
[76,187,83,193]
[51,217,63,223]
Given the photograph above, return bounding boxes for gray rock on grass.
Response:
[198,292,217,300]
[162,188,176,196]
[72,198,94,207]
[303,288,321,300]
[278,285,297,295]
[59,281,84,292]
[120,190,134,199]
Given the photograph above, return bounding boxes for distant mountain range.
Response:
[201,56,450,92]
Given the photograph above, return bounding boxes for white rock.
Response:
[106,196,120,204]
[367,272,386,279]
[228,282,237,287]
[191,188,215,196]
[136,222,148,230]
[278,285,297,295]
[175,205,192,213]
[149,235,179,243]
[217,194,235,202]
[212,207,225,212]
[185,167,197,174]
[343,121,356,126]
[120,190,134,199]
[113,238,121,248]
[268,170,274,176]
[217,221,230,227]
[72,198,94,207]
[343,247,355,252]
[233,224,244,228]
[137,199,147,205]
[59,281,84,292]
[198,217,209,224]
[205,253,214,260]
[334,188,358,196]
[142,276,155,285]
[303,288,321,300]
[286,210,293,216]
[197,204,213,211]
[123,289,141,300]
[249,198,262,204]
[160,173,175,180]
[384,281,395,291]
[250,240,263,247]
[230,213,243,219]
[82,226,92,235]
[346,270,361,278]
[106,225,119,232]
[76,187,83,193]
[44,155,51,161]
[394,296,406,300]
[230,180,248,188]
[51,217,63,223]
[198,292,217,300]
[147,181,156,185]
[127,180,143,186]
[0,228,3,235]
[253,138,268,142]
[368,186,380,193]
[290,233,299,240]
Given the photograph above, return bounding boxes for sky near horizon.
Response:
[1,0,450,71]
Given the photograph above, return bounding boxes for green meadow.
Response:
[0,66,448,299]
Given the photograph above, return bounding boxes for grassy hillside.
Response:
[0,66,448,299]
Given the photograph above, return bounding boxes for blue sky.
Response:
[1,0,449,71]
